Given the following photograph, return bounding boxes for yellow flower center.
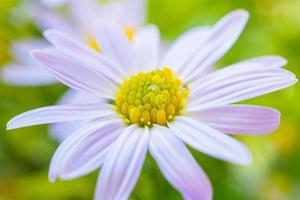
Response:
[115,67,189,126]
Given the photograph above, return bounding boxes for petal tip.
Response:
[6,118,18,130]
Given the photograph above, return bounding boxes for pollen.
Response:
[115,67,189,126]
[124,26,136,41]
[86,36,101,52]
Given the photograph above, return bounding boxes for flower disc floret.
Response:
[115,67,189,126]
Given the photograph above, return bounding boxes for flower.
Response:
[1,0,147,140]
[7,10,297,200]
[1,0,146,86]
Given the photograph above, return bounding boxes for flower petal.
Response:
[32,50,117,98]
[149,125,212,200]
[49,90,104,141]
[163,10,249,82]
[44,30,125,83]
[123,0,146,26]
[49,118,124,181]
[183,9,249,82]
[169,117,252,165]
[236,55,287,68]
[95,125,149,200]
[187,105,280,135]
[1,64,56,86]
[94,22,138,74]
[35,6,73,32]
[57,89,102,105]
[161,26,209,72]
[133,25,160,72]
[69,0,99,34]
[7,104,113,130]
[188,61,297,110]
[10,39,48,64]
[49,120,89,141]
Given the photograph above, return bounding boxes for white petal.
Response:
[49,120,90,141]
[188,61,297,109]
[95,126,149,200]
[32,50,117,98]
[50,90,105,141]
[133,25,160,72]
[149,125,212,200]
[7,104,113,130]
[236,55,287,68]
[123,0,146,26]
[94,22,138,74]
[44,30,125,83]
[10,39,48,64]
[1,64,56,86]
[35,6,73,33]
[57,89,102,105]
[49,118,124,181]
[163,10,249,82]
[187,105,280,135]
[161,26,209,72]
[69,0,99,34]
[94,0,146,27]
[169,117,252,165]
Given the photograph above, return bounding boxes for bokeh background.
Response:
[0,0,299,199]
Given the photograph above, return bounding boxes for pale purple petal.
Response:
[163,10,249,82]
[49,120,89,141]
[236,55,287,68]
[125,0,147,26]
[169,117,252,165]
[94,22,138,74]
[57,89,101,105]
[149,125,212,200]
[69,0,100,34]
[187,105,280,135]
[10,39,48,64]
[161,26,209,73]
[1,64,56,86]
[95,126,149,200]
[44,29,125,83]
[32,50,117,98]
[7,104,114,130]
[49,90,104,141]
[94,0,146,27]
[35,6,73,33]
[188,61,297,110]
[112,0,146,26]
[133,25,160,71]
[49,118,124,181]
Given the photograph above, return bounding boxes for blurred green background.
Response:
[0,0,299,199]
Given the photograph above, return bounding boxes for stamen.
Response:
[124,26,136,41]
[86,36,101,52]
[115,67,189,126]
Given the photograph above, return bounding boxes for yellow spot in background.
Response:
[115,67,189,126]
[259,173,292,200]
[271,120,297,156]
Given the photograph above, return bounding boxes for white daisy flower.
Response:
[7,10,296,200]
